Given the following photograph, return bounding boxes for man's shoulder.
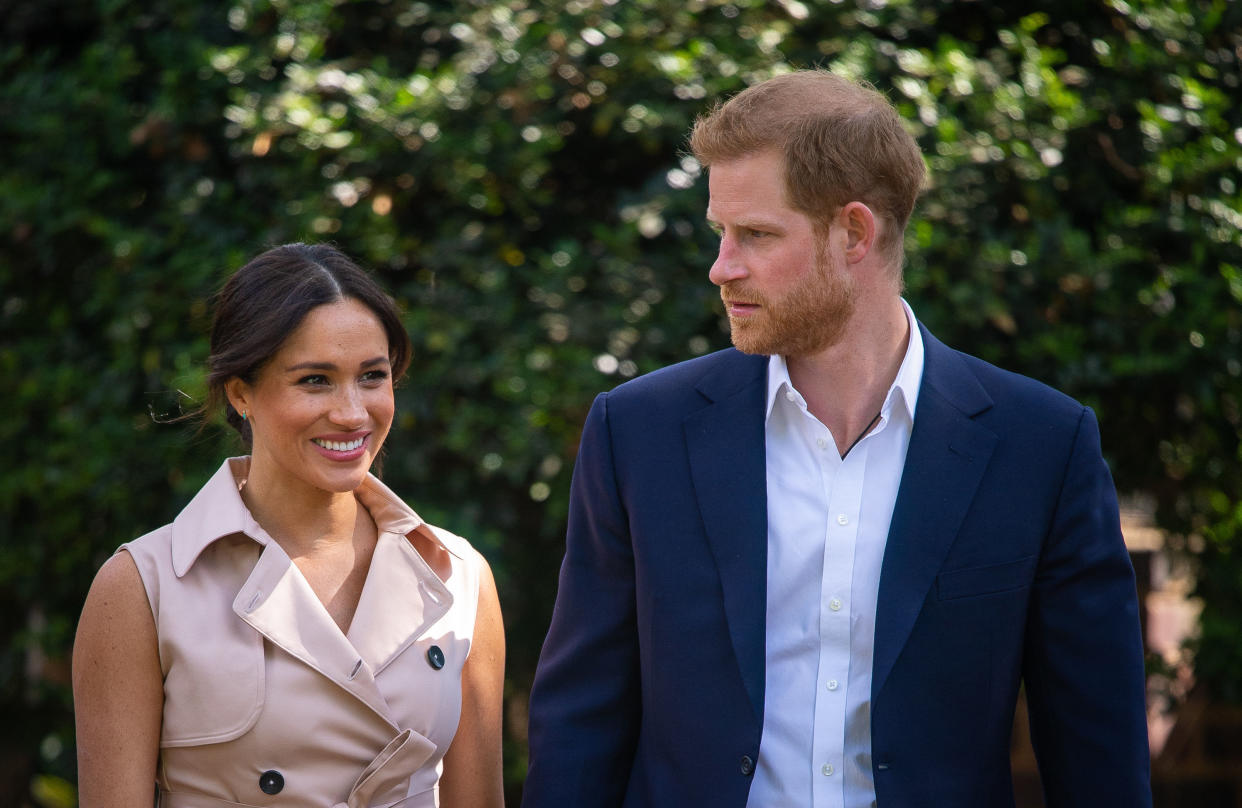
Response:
[923,327,1086,424]
[604,347,765,404]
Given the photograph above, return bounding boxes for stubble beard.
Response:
[723,244,856,358]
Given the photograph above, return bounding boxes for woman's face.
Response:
[226,297,395,498]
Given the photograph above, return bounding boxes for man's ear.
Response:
[839,201,877,264]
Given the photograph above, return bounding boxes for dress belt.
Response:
[335,728,436,808]
[159,727,438,808]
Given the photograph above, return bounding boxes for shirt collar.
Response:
[169,456,461,577]
[887,298,924,424]
[765,298,925,424]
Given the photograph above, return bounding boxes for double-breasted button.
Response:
[427,645,445,670]
[739,755,755,776]
[259,770,284,795]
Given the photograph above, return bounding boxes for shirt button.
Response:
[822,763,834,776]
[826,679,839,691]
[427,645,446,670]
[784,390,796,402]
[816,437,827,449]
[836,514,849,525]
[829,598,843,611]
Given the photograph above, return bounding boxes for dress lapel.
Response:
[347,527,453,676]
[185,462,454,729]
[234,542,398,725]
[684,350,770,725]
[873,328,996,698]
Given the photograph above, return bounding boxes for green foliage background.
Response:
[2,0,1240,803]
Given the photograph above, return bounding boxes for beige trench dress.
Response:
[122,457,482,808]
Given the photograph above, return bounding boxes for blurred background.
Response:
[2,0,1240,805]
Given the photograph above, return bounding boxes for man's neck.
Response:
[787,296,910,455]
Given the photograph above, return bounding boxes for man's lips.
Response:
[723,300,760,316]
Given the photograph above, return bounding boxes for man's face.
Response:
[706,150,855,357]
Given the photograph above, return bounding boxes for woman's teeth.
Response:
[314,437,364,451]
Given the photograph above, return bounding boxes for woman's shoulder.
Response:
[407,520,487,602]
[85,549,150,609]
[421,522,482,564]
[106,522,174,611]
[122,521,175,560]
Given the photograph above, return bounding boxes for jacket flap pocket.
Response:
[936,555,1036,601]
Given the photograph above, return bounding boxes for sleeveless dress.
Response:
[122,457,483,808]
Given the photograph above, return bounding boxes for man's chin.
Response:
[728,328,778,356]
[731,342,773,356]
[730,328,841,359]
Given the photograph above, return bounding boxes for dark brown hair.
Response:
[206,243,411,446]
[689,70,926,261]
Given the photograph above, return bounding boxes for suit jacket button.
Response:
[259,770,284,795]
[427,645,445,670]
[740,755,755,776]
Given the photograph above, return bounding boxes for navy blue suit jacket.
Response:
[525,326,1151,807]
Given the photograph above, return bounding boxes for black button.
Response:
[259,770,284,795]
[739,755,754,776]
[427,645,445,670]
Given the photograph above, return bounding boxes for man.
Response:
[524,70,1151,808]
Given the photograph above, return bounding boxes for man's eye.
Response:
[748,229,768,239]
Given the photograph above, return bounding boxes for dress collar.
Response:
[169,456,462,578]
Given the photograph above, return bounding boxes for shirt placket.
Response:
[813,420,871,808]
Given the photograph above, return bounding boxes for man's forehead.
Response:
[705,189,798,228]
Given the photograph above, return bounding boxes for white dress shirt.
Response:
[747,300,924,808]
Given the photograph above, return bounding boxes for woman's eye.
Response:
[361,370,390,384]
[298,374,329,386]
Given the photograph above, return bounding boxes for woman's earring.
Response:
[241,410,248,421]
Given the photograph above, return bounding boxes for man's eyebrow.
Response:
[707,217,783,232]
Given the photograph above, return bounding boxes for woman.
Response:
[73,243,505,807]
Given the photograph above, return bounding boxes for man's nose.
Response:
[708,234,747,286]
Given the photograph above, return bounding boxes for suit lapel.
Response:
[684,351,770,725]
[873,328,996,697]
[676,336,996,720]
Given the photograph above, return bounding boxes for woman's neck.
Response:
[239,458,364,558]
